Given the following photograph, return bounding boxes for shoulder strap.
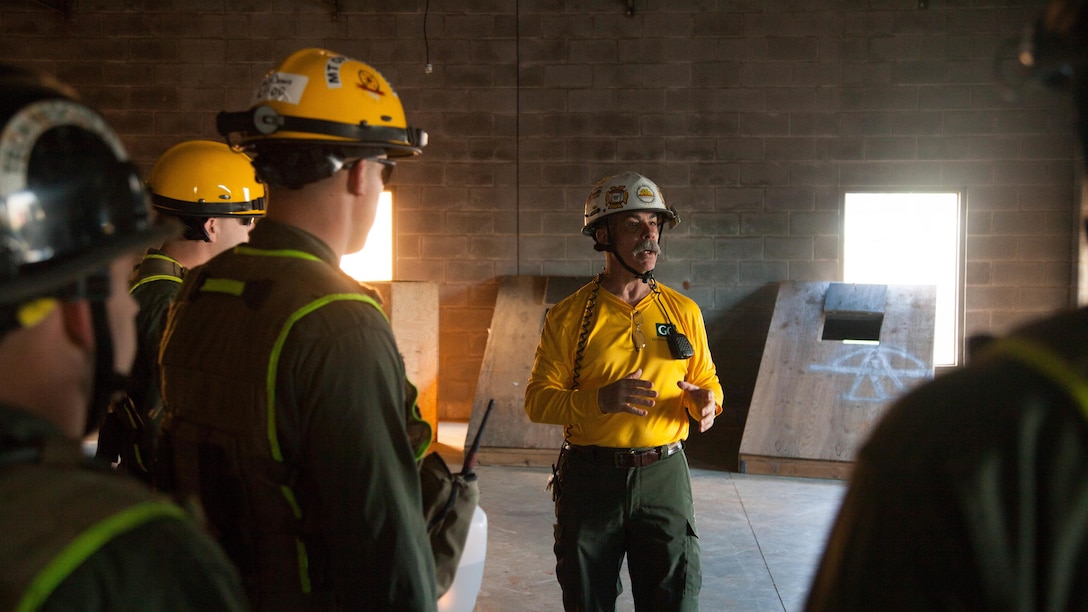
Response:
[129,252,185,292]
[986,337,1088,418]
[0,441,186,611]
[16,500,185,612]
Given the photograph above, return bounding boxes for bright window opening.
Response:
[340,190,393,282]
[843,192,963,367]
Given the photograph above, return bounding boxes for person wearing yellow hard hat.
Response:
[157,49,437,611]
[95,139,265,483]
[0,64,247,611]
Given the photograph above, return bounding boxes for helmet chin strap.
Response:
[85,301,129,437]
[593,241,655,285]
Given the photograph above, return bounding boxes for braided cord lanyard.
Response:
[566,275,601,442]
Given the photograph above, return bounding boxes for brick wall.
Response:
[1,0,1071,424]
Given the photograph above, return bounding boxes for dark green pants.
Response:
[553,447,701,612]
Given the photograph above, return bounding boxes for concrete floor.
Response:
[436,423,848,612]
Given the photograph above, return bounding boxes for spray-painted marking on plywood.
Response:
[809,346,931,403]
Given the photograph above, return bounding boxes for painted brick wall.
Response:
[1,0,1072,425]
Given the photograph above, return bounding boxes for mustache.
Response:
[632,239,661,257]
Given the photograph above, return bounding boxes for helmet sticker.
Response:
[636,185,656,203]
[355,69,386,97]
[585,186,603,218]
[325,55,348,88]
[1,99,125,198]
[252,71,309,105]
[605,185,628,210]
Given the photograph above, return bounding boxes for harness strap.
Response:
[129,252,185,293]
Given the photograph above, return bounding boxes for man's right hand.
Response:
[597,368,656,416]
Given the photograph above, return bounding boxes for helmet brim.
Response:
[0,217,180,307]
[582,208,679,236]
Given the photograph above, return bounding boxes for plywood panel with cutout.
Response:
[740,281,936,479]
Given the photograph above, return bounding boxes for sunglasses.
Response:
[631,309,646,351]
[367,157,396,184]
[346,156,396,184]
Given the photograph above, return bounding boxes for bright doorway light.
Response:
[340,190,393,282]
[843,192,962,367]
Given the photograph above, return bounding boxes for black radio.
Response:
[656,323,694,360]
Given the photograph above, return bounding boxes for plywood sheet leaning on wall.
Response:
[467,275,590,467]
[369,281,440,443]
[739,281,936,480]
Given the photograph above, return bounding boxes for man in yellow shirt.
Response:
[525,171,723,611]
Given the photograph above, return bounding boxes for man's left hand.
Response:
[677,380,717,433]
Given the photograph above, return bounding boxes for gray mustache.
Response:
[632,239,661,257]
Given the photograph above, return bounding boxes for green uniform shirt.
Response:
[160,219,437,611]
[0,405,247,611]
[128,250,184,433]
[806,307,1088,611]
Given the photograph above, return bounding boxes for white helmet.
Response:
[582,171,679,236]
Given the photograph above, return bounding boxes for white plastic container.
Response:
[437,505,488,612]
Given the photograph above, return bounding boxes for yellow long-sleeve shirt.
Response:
[525,279,723,448]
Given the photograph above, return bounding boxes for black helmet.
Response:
[0,65,176,308]
[1019,0,1088,89]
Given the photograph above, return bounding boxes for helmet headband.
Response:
[217,105,428,157]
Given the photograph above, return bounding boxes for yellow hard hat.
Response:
[216,48,427,158]
[147,140,266,219]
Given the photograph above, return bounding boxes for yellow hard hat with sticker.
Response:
[216,48,427,158]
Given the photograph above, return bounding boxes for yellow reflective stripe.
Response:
[130,274,182,293]
[266,293,382,594]
[132,444,148,473]
[991,337,1088,419]
[234,245,323,263]
[17,501,186,612]
[280,485,303,517]
[200,245,384,596]
[266,293,384,462]
[201,278,245,296]
[294,540,312,593]
[406,379,432,461]
[130,252,183,292]
[278,486,311,592]
[15,298,58,328]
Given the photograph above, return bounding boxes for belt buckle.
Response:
[615,449,637,469]
[616,447,660,468]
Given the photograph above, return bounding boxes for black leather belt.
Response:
[565,440,683,468]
